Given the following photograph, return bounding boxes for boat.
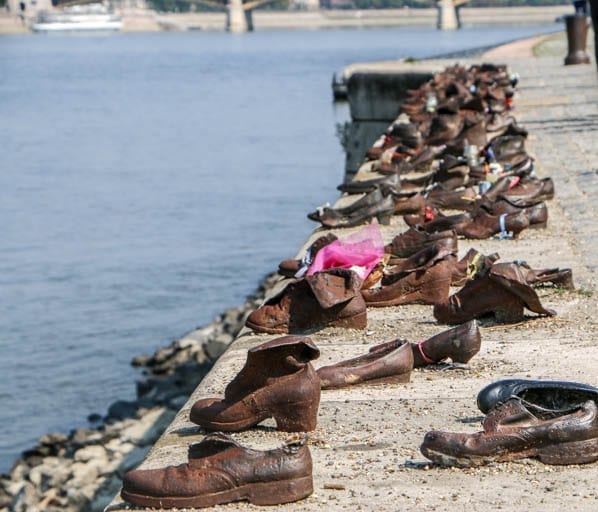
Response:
[30,4,123,33]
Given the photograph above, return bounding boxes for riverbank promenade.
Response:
[107,32,597,512]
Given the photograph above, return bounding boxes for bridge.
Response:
[37,0,469,32]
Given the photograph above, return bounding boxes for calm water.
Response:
[0,24,558,471]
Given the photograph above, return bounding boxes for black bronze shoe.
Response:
[477,378,598,414]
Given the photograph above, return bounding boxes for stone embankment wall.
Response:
[0,273,279,512]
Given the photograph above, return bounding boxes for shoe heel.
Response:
[536,439,598,465]
[248,475,314,505]
[494,300,524,323]
[273,400,319,432]
[331,310,368,330]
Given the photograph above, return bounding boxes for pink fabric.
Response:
[307,223,385,280]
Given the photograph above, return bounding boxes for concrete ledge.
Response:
[107,46,598,512]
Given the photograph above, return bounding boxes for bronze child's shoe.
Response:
[190,336,321,432]
[121,433,313,509]
[245,268,367,334]
[421,399,598,467]
[411,320,481,368]
[316,339,413,389]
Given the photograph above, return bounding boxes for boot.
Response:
[190,336,321,432]
[412,320,481,367]
[245,269,367,334]
[316,338,413,389]
[433,262,556,325]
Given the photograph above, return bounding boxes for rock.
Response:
[73,445,107,463]
[204,336,231,360]
[70,427,103,447]
[131,354,152,367]
[10,482,39,512]
[68,461,101,488]
[39,433,68,446]
[105,400,139,422]
[119,407,175,446]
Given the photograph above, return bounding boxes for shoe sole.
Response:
[121,475,313,509]
[422,438,598,468]
[320,369,411,390]
[245,311,367,335]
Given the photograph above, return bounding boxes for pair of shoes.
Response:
[421,380,598,467]
[316,320,481,389]
[121,336,322,508]
[434,261,556,325]
[245,268,367,334]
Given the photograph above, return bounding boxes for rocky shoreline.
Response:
[0,272,280,512]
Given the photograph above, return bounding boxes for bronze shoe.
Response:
[411,320,481,368]
[434,261,556,325]
[278,233,338,278]
[456,207,530,239]
[245,269,367,334]
[361,258,453,307]
[121,433,313,508]
[384,226,458,258]
[450,248,500,287]
[477,378,598,415]
[190,336,321,432]
[421,399,598,467]
[317,338,413,389]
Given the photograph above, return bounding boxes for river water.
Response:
[0,24,558,471]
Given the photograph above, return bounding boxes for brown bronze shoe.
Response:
[434,262,556,325]
[421,399,598,467]
[456,207,530,239]
[385,226,458,258]
[361,258,452,307]
[317,338,413,389]
[278,233,338,278]
[411,320,481,368]
[245,269,367,334]
[190,336,321,432]
[450,248,500,287]
[121,433,313,508]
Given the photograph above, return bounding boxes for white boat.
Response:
[31,4,123,33]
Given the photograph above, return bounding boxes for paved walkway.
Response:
[107,32,597,512]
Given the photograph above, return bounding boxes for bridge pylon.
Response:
[226,0,253,32]
[437,0,460,30]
